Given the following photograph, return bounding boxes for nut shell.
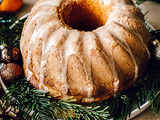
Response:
[1,63,23,83]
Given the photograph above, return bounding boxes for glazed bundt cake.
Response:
[20,0,150,103]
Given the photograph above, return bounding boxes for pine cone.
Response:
[0,100,20,120]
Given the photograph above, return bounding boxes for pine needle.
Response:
[1,3,160,120]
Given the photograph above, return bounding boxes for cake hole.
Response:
[59,0,112,31]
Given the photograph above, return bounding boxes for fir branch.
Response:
[135,0,147,6]
[135,0,160,5]
[152,91,160,115]
[0,12,26,49]
[2,78,110,120]
[0,12,16,25]
[2,78,57,120]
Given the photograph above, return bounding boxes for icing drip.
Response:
[26,23,48,74]
[25,22,53,81]
[39,22,61,84]
[44,27,67,53]
[39,83,49,91]
[25,68,33,81]
[34,0,63,9]
[102,0,113,5]
[43,26,68,95]
[105,3,142,81]
[132,32,150,59]
[61,30,87,96]
[84,98,94,103]
[108,22,138,81]
[95,29,120,93]
[110,5,150,59]
[22,3,59,82]
[81,32,95,98]
[102,0,131,5]
[20,12,55,51]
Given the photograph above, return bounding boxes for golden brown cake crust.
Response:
[20,0,150,103]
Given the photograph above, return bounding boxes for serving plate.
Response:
[0,13,155,120]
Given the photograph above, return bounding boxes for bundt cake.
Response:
[20,0,150,103]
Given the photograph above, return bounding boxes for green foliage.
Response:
[135,0,160,5]
[1,4,160,120]
[152,91,160,115]
[2,78,109,120]
[135,0,147,5]
[2,78,59,120]
[0,12,26,49]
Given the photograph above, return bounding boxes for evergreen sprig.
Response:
[2,78,59,120]
[135,0,160,5]
[2,78,109,120]
[0,12,26,49]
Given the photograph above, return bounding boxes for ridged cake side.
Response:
[20,0,150,103]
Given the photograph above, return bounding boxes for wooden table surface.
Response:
[1,0,160,119]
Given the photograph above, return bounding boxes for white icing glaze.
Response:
[20,12,55,51]
[106,4,150,73]
[104,3,140,81]
[35,0,63,9]
[84,98,95,103]
[107,22,139,81]
[102,0,130,5]
[39,83,49,91]
[43,26,68,95]
[133,32,150,60]
[81,32,99,97]
[25,68,33,81]
[39,21,61,84]
[61,30,81,95]
[101,0,114,5]
[20,0,150,102]
[95,28,120,92]
[114,80,120,93]
[25,22,52,71]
